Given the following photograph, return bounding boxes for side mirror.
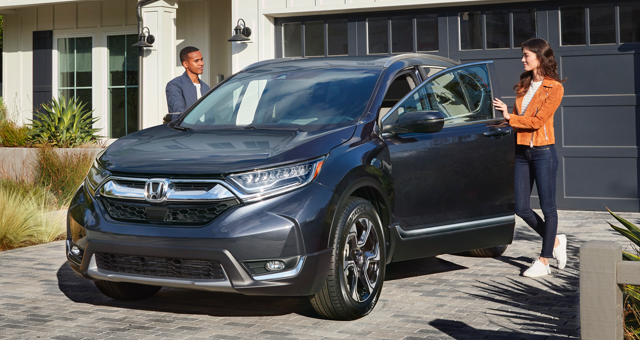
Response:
[163,112,182,124]
[395,110,444,134]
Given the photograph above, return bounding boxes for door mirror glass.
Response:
[395,110,444,133]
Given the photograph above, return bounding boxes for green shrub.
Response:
[608,208,640,339]
[33,147,95,206]
[0,188,65,251]
[29,96,101,148]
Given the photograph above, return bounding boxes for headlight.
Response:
[227,157,325,195]
[85,156,111,195]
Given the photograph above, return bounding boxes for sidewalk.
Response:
[0,210,637,339]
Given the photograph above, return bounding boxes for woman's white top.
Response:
[520,80,543,115]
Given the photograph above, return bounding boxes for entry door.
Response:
[107,34,139,138]
[382,63,514,231]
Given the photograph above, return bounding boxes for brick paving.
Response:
[0,210,638,339]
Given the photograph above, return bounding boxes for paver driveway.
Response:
[0,210,637,340]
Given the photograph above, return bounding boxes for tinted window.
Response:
[460,12,482,50]
[305,21,325,56]
[383,64,493,130]
[513,9,536,47]
[182,68,381,131]
[284,22,302,57]
[417,14,438,51]
[620,2,640,43]
[589,4,615,44]
[561,6,586,46]
[392,16,413,53]
[328,20,348,55]
[486,10,509,49]
[368,17,389,53]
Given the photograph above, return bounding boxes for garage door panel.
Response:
[564,157,638,199]
[560,54,636,95]
[562,106,637,147]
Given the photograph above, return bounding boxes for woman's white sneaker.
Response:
[523,260,551,278]
[553,234,567,270]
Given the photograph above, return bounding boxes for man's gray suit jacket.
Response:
[165,72,211,113]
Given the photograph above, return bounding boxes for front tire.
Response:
[94,280,162,301]
[310,197,386,320]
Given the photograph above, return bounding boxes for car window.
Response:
[181,68,381,132]
[382,64,493,129]
[379,72,417,117]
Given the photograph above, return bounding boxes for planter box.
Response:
[0,147,104,181]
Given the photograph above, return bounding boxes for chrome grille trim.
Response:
[100,177,236,202]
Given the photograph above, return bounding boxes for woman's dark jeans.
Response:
[515,144,559,259]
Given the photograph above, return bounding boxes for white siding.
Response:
[2,0,138,138]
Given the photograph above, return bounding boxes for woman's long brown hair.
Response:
[513,38,566,95]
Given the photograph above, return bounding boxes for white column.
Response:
[141,0,178,128]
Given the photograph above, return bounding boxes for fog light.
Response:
[71,246,81,256]
[265,260,285,272]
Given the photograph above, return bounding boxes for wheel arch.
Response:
[322,172,394,264]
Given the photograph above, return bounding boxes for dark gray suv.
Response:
[67,54,515,320]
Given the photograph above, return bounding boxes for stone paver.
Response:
[1,210,637,339]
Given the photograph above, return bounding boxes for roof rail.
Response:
[240,57,303,72]
[383,53,460,68]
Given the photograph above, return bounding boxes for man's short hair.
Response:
[180,46,200,63]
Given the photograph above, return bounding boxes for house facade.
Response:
[1,0,639,212]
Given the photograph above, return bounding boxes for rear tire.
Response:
[310,197,386,320]
[94,280,162,301]
[464,245,509,258]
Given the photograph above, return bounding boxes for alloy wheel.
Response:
[342,217,381,303]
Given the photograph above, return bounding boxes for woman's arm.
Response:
[508,85,564,129]
[492,98,511,120]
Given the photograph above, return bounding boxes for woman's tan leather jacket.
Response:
[509,76,564,147]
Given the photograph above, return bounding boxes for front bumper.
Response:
[66,181,335,296]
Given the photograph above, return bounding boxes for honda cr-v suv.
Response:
[67,54,515,320]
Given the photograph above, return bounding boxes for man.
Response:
[166,46,210,113]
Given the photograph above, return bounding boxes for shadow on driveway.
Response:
[56,255,467,318]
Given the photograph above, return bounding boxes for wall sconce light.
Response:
[228,19,252,42]
[132,27,155,48]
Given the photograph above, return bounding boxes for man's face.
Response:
[183,51,204,75]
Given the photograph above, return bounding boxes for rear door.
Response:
[381,62,515,235]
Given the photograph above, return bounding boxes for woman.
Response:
[493,38,567,278]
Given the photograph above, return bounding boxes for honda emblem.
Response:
[144,179,170,203]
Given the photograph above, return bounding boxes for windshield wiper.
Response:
[170,124,191,131]
[243,125,257,130]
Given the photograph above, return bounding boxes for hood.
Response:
[100,124,356,175]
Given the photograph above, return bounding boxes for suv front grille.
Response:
[100,198,239,225]
[95,253,225,280]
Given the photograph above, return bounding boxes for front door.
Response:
[382,62,515,232]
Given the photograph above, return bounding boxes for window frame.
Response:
[52,33,96,111]
[381,62,498,131]
[104,31,139,139]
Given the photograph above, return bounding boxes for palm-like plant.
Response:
[608,208,640,339]
[28,96,101,148]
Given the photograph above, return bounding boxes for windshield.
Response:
[180,67,381,131]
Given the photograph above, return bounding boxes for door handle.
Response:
[483,129,511,137]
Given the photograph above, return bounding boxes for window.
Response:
[486,10,510,49]
[417,14,438,51]
[561,6,586,46]
[460,9,536,50]
[284,22,302,57]
[620,2,640,43]
[108,35,139,138]
[368,17,388,54]
[58,37,92,109]
[460,12,482,50]
[328,20,348,55]
[305,21,324,57]
[589,4,615,44]
[513,9,536,47]
[380,73,417,116]
[391,16,413,53]
[383,64,493,130]
[282,20,350,57]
